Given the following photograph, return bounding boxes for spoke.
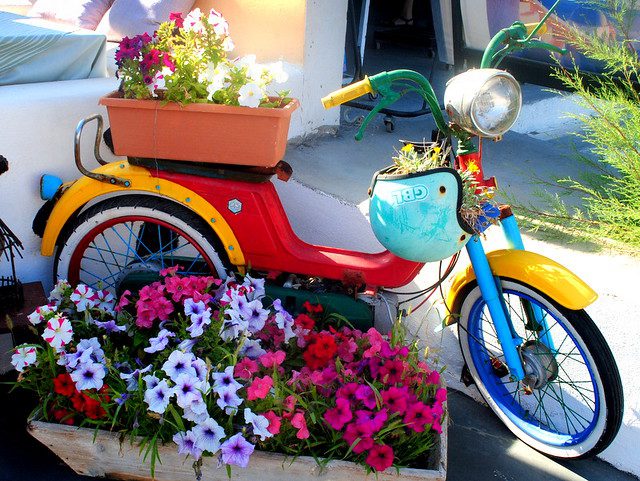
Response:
[99,232,122,271]
[79,267,116,289]
[541,385,591,429]
[549,381,580,434]
[112,226,151,265]
[556,364,596,410]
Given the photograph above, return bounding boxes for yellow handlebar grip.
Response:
[525,22,547,36]
[321,78,373,109]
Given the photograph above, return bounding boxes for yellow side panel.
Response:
[445,249,597,324]
[40,162,245,267]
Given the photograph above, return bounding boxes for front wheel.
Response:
[54,196,230,293]
[458,280,623,458]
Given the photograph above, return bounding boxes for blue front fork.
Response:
[466,212,555,381]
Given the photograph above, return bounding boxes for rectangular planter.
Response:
[27,419,447,481]
[99,92,299,168]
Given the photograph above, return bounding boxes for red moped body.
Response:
[155,169,424,289]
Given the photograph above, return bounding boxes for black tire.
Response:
[54,195,230,292]
[458,279,623,458]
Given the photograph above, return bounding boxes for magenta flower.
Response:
[169,11,184,28]
[403,402,434,432]
[378,359,405,385]
[336,382,359,405]
[365,444,394,472]
[363,328,383,358]
[381,387,409,415]
[355,384,377,409]
[343,422,374,454]
[323,398,353,430]
[220,433,254,468]
[234,357,259,379]
[246,375,273,401]
[355,409,388,433]
[263,411,282,435]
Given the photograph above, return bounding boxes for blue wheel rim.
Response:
[467,288,600,447]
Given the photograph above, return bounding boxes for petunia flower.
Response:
[162,350,197,381]
[53,372,75,397]
[238,83,263,108]
[42,315,73,350]
[365,444,394,472]
[324,398,353,430]
[343,422,375,454]
[193,417,225,453]
[246,375,273,401]
[94,319,127,334]
[69,284,97,312]
[381,386,409,415]
[263,411,281,435]
[243,408,273,441]
[211,366,242,392]
[144,379,173,414]
[290,412,310,439]
[242,299,268,333]
[355,384,377,410]
[173,430,202,460]
[11,345,37,372]
[48,279,71,305]
[174,374,204,408]
[238,339,266,360]
[220,433,254,468]
[234,357,259,379]
[216,387,243,414]
[242,275,265,300]
[144,329,175,353]
[403,402,433,433]
[355,409,388,433]
[71,361,106,391]
[27,304,57,325]
[94,289,115,312]
[120,364,153,391]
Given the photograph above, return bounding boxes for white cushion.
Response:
[29,0,114,30]
[96,0,195,41]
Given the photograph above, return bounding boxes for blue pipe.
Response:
[466,236,526,380]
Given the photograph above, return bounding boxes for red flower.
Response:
[53,373,75,397]
[290,412,310,439]
[169,11,184,28]
[83,397,106,420]
[302,301,323,314]
[294,313,315,331]
[234,357,259,379]
[50,408,75,425]
[365,444,394,472]
[247,376,273,401]
[303,333,337,370]
[70,392,86,412]
[264,411,281,435]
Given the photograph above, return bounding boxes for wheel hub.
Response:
[521,341,558,391]
[115,261,163,293]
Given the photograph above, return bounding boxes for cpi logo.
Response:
[391,185,429,205]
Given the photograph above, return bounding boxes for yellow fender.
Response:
[41,161,246,267]
[445,249,597,325]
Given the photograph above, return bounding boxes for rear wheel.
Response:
[54,196,229,293]
[458,280,623,458]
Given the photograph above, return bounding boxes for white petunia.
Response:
[144,379,174,414]
[268,61,288,84]
[11,345,37,372]
[162,350,197,381]
[70,361,106,391]
[193,417,225,453]
[244,408,273,441]
[42,315,73,350]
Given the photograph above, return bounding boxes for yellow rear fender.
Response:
[444,249,597,325]
[40,161,246,267]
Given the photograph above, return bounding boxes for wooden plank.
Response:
[28,419,447,481]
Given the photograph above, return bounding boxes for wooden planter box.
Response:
[99,92,299,168]
[28,418,447,481]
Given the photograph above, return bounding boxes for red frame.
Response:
[155,171,424,289]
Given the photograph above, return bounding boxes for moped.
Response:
[34,6,622,459]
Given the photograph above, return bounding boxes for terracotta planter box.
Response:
[28,419,447,481]
[99,92,299,167]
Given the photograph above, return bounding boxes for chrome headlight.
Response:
[444,69,522,138]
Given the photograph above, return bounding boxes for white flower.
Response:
[71,361,106,391]
[268,61,289,84]
[11,345,37,372]
[174,374,204,408]
[183,399,210,423]
[242,299,269,333]
[27,304,57,325]
[222,36,235,52]
[239,338,266,359]
[144,379,174,414]
[94,289,115,313]
[193,417,225,453]
[42,315,73,350]
[238,82,264,108]
[244,408,273,441]
[48,279,70,305]
[69,284,96,312]
[184,8,204,33]
[162,350,197,381]
[208,8,229,35]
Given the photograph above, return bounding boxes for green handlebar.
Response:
[352,70,449,141]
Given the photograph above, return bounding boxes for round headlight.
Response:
[444,69,522,138]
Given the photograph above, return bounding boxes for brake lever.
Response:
[355,91,401,141]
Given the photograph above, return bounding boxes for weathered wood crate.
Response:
[28,418,447,481]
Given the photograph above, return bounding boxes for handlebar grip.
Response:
[525,22,547,36]
[321,77,373,109]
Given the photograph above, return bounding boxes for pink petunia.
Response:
[381,387,409,415]
[354,409,388,433]
[435,388,447,403]
[336,382,359,405]
[355,384,377,410]
[263,411,281,435]
[377,359,405,385]
[343,422,375,454]
[246,375,273,401]
[323,398,353,430]
[365,444,394,472]
[259,350,286,369]
[234,357,259,379]
[159,265,181,277]
[115,290,131,312]
[290,412,309,439]
[363,328,383,358]
[403,402,434,433]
